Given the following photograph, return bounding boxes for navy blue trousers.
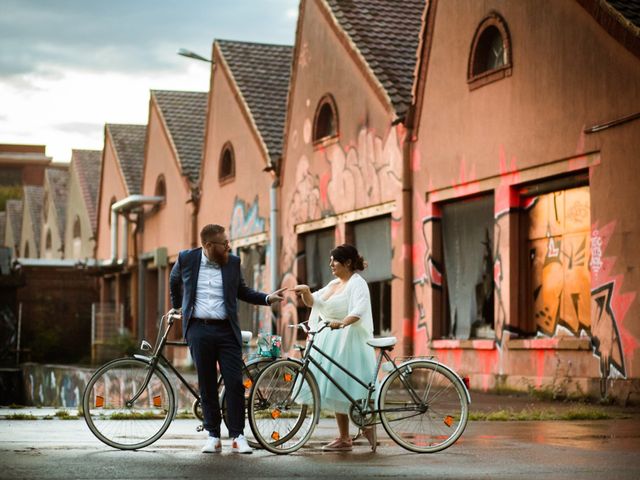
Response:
[186,320,244,438]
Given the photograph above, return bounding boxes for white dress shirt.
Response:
[193,250,227,319]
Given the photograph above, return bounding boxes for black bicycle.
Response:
[82,311,273,450]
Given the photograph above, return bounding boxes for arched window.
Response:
[72,215,82,258]
[219,143,235,183]
[73,216,82,239]
[313,94,338,143]
[23,242,30,258]
[44,229,52,258]
[154,175,167,210]
[468,12,512,90]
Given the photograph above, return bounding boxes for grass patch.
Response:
[5,413,38,420]
[175,410,195,419]
[109,411,166,420]
[470,406,614,421]
[54,410,78,420]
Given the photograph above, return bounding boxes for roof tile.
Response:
[325,0,425,117]
[152,90,208,184]
[45,168,69,239]
[71,149,102,234]
[107,124,147,195]
[217,40,293,161]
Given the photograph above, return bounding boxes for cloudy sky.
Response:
[0,0,298,162]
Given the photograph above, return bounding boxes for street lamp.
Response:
[177,48,213,64]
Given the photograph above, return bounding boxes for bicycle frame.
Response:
[289,323,428,420]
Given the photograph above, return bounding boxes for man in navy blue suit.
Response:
[169,224,284,453]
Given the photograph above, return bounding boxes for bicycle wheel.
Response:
[379,360,469,453]
[220,357,273,448]
[83,357,176,450]
[248,359,319,454]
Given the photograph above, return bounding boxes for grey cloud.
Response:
[54,121,104,135]
[0,0,297,78]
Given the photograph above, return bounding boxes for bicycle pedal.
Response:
[196,424,204,432]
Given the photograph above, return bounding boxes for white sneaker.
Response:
[231,434,253,454]
[201,436,222,453]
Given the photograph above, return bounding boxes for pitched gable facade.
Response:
[198,40,293,333]
[40,167,69,259]
[64,149,102,260]
[277,0,425,350]
[20,185,44,258]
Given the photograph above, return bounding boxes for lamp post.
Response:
[177,48,213,64]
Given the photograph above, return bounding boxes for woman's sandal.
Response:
[322,437,353,451]
[362,426,377,453]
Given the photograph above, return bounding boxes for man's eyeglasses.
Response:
[209,240,230,248]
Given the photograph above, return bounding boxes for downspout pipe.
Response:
[109,195,164,265]
[400,110,415,357]
[270,176,279,294]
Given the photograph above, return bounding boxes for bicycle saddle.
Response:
[367,337,397,349]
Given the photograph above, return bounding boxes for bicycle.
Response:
[248,321,471,454]
[82,311,274,450]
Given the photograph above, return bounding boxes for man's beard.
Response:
[213,249,229,265]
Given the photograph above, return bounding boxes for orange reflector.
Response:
[271,409,281,419]
[95,396,104,408]
[153,395,162,408]
[283,373,292,382]
[444,415,454,427]
[243,379,253,389]
[271,431,280,441]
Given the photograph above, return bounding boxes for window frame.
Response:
[218,142,236,184]
[312,94,339,146]
[467,12,512,91]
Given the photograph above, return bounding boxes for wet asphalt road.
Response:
[2,417,640,479]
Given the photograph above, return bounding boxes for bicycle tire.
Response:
[248,359,320,454]
[82,357,176,450]
[219,357,273,448]
[379,360,469,453]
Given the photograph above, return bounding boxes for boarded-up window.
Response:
[238,244,266,335]
[442,195,494,339]
[354,216,392,335]
[526,185,590,336]
[305,228,335,291]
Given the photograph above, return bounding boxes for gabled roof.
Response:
[578,0,640,58]
[24,185,44,254]
[106,124,147,195]
[325,0,425,118]
[152,90,208,184]
[606,0,640,29]
[217,40,293,161]
[6,199,23,246]
[45,167,69,239]
[71,149,102,234]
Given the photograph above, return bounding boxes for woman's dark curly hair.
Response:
[330,244,367,271]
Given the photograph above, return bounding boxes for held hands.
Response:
[267,287,287,305]
[291,285,311,296]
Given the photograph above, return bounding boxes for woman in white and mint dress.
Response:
[293,244,377,452]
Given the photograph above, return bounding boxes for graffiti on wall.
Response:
[229,196,266,240]
[589,222,637,378]
[528,187,591,336]
[278,124,404,350]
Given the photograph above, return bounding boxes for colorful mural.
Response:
[229,196,266,240]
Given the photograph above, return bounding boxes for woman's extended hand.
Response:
[291,285,311,296]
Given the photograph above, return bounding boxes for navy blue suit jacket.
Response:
[169,247,268,346]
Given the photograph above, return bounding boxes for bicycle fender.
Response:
[133,354,152,363]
